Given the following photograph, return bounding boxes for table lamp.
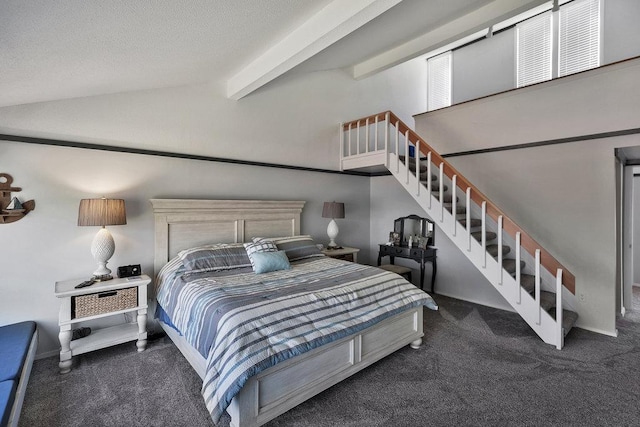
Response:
[322,201,345,249]
[78,198,126,281]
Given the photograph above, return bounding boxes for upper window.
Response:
[558,0,601,77]
[516,11,553,87]
[426,51,452,111]
[517,0,601,88]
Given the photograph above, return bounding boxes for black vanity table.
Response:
[377,215,437,292]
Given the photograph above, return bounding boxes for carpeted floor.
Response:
[20,294,640,426]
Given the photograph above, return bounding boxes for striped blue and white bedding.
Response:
[156,255,438,423]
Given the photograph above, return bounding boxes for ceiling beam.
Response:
[351,0,548,80]
[226,0,403,100]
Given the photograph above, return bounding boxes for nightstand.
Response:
[321,246,360,263]
[54,274,150,374]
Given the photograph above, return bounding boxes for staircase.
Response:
[340,111,578,349]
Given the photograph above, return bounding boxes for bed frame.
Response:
[151,199,424,427]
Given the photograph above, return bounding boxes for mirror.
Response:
[393,214,434,247]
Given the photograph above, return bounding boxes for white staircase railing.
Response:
[340,111,575,349]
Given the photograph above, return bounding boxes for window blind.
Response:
[427,51,452,111]
[558,0,600,77]
[516,11,552,88]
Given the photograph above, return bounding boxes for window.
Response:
[427,51,452,111]
[516,11,553,87]
[516,0,601,88]
[558,0,600,77]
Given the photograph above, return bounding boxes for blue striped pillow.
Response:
[179,243,251,273]
[253,235,324,262]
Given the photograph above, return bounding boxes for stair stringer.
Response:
[447,176,577,311]
[387,152,563,347]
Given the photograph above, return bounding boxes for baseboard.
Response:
[573,324,618,338]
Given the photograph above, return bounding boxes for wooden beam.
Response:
[352,0,548,80]
[226,0,403,100]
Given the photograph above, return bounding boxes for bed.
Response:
[151,199,437,427]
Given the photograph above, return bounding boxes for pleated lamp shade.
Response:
[78,198,126,280]
[78,198,127,226]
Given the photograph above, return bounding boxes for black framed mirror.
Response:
[392,214,435,247]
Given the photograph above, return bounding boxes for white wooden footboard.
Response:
[227,307,424,427]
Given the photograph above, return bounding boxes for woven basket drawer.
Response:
[72,287,138,319]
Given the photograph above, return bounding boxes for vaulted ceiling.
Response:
[0,0,546,108]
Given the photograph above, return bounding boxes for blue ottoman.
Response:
[0,321,37,427]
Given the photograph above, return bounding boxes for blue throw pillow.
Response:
[250,250,291,274]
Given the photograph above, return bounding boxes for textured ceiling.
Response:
[0,0,331,106]
[0,0,506,107]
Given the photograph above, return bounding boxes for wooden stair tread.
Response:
[434,193,458,204]
[486,244,511,257]
[459,218,482,228]
[430,185,449,192]
[539,291,556,311]
[520,274,535,293]
[398,156,427,172]
[471,231,497,241]
[446,205,466,215]
[550,309,579,336]
[419,172,438,182]
[502,259,525,274]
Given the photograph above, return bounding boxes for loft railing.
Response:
[341,110,575,296]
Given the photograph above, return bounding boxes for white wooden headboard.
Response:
[150,199,305,277]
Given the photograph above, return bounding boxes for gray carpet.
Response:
[20,294,640,426]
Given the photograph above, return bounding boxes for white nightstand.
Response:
[54,274,150,374]
[321,246,360,263]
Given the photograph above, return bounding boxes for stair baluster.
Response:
[466,188,471,251]
[339,111,578,349]
[416,140,421,196]
[498,215,503,285]
[516,232,522,304]
[556,269,564,349]
[439,163,445,222]
[452,175,458,237]
[535,249,541,325]
[481,201,487,268]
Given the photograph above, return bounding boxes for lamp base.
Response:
[327,219,339,249]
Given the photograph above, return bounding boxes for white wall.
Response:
[452,29,515,104]
[0,57,429,357]
[369,176,512,311]
[445,0,640,106]
[0,141,372,356]
[415,58,640,336]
